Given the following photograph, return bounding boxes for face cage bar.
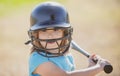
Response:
[27,27,73,57]
[31,34,72,57]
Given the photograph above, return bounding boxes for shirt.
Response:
[29,51,75,76]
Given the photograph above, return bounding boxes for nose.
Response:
[48,34,53,38]
[47,31,54,39]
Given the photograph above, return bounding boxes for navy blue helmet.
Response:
[30,1,70,30]
[26,2,73,57]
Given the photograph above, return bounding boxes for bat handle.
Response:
[71,41,113,74]
[92,59,113,74]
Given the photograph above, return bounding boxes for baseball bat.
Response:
[71,40,113,74]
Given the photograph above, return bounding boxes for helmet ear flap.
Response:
[28,30,38,38]
[28,30,32,38]
[25,30,34,45]
[27,30,41,47]
[64,27,73,36]
[70,27,73,35]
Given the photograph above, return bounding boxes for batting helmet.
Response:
[30,1,70,30]
[26,2,73,57]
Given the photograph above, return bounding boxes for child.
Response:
[26,1,109,76]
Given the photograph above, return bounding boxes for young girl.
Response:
[26,1,110,76]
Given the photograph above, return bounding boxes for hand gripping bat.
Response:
[71,40,113,74]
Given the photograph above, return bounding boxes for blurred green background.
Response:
[0,0,120,76]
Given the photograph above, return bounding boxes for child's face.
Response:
[38,28,64,52]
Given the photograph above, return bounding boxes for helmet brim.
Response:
[30,23,70,31]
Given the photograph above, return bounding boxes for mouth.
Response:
[47,41,56,44]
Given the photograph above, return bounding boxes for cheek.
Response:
[38,33,47,39]
[57,40,62,44]
[40,41,46,46]
[55,34,62,38]
[56,32,64,38]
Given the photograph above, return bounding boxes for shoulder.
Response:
[33,61,68,76]
[29,52,73,76]
[29,52,49,75]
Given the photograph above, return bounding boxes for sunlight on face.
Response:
[38,28,64,50]
[38,28,64,39]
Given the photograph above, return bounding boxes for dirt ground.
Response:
[0,0,120,76]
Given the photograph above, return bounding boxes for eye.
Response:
[54,27,64,31]
[54,27,59,31]
[40,28,46,32]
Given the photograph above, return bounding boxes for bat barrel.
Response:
[71,41,90,57]
[71,41,113,74]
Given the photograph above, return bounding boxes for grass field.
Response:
[0,0,120,76]
[0,0,47,16]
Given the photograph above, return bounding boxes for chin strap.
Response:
[25,40,31,45]
[36,44,70,57]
